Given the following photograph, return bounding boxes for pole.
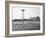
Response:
[21,10,24,26]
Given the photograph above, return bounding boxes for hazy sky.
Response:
[12,6,40,19]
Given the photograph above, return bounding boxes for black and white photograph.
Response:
[12,5,40,31]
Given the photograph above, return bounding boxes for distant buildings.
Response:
[29,16,40,21]
[12,16,40,21]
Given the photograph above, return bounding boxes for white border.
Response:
[9,4,43,34]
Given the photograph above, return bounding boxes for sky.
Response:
[12,6,40,20]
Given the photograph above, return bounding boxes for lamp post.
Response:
[21,10,25,20]
[21,9,25,25]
